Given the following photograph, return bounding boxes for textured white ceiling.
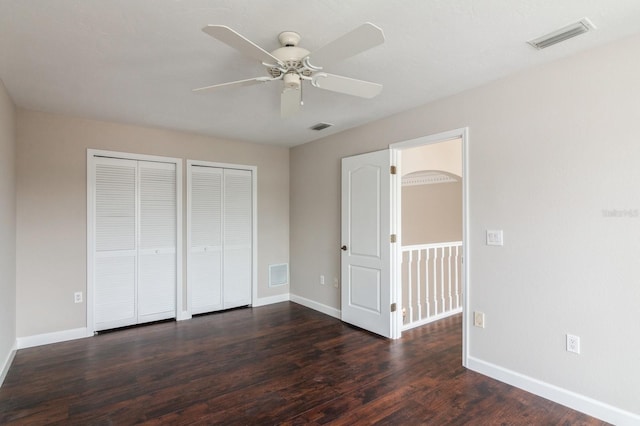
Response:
[1,0,639,147]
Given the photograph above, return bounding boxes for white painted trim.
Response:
[401,308,463,331]
[390,128,465,150]
[177,311,192,321]
[16,327,90,350]
[185,159,258,317]
[390,148,401,339]
[290,294,341,319]
[87,149,183,334]
[252,293,290,307]
[467,357,640,426]
[0,341,17,387]
[401,170,458,186]
[389,127,470,366]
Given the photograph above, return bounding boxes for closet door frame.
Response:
[186,159,257,317]
[87,149,184,335]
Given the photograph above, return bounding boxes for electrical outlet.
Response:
[474,311,485,328]
[320,275,325,285]
[566,334,580,354]
[333,277,339,288]
[74,292,83,304]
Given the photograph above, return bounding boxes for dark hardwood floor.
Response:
[1,302,608,425]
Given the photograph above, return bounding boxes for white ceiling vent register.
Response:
[528,18,596,50]
[269,263,289,287]
[402,171,458,186]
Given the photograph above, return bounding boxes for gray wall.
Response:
[15,110,290,337]
[290,34,640,415]
[0,80,16,381]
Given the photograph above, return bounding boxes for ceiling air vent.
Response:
[309,122,333,131]
[528,18,595,50]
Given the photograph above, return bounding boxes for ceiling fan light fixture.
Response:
[309,122,333,131]
[528,18,595,50]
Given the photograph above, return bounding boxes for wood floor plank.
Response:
[0,302,609,425]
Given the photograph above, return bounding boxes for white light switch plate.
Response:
[486,230,503,246]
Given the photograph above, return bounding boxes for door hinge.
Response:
[390,234,397,243]
[390,165,397,175]
[391,303,397,312]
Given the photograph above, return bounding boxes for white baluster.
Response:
[407,250,413,324]
[433,247,438,315]
[447,246,453,312]
[440,247,445,315]
[416,249,422,321]
[425,248,430,318]
[454,245,460,309]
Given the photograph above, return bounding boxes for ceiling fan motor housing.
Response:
[283,72,301,89]
[278,31,301,47]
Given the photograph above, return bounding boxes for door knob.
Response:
[341,245,347,251]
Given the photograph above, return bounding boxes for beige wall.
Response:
[291,33,640,416]
[402,181,462,245]
[402,138,462,176]
[0,80,16,378]
[16,110,289,337]
[401,138,462,246]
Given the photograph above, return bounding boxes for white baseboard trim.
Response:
[467,356,640,426]
[252,293,290,307]
[290,294,341,319]
[0,341,17,387]
[177,311,192,321]
[16,327,90,350]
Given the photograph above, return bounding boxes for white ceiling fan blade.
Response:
[306,23,385,68]
[193,77,272,92]
[202,25,282,65]
[312,73,382,98]
[281,88,301,118]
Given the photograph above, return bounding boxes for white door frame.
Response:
[390,127,470,366]
[185,159,258,318]
[86,149,184,336]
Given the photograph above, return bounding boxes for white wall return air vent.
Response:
[269,263,289,287]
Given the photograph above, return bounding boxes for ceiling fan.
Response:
[194,23,385,117]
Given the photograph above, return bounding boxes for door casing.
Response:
[390,127,469,365]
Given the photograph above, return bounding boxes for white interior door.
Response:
[92,155,178,331]
[341,150,395,338]
[137,161,177,323]
[94,157,138,330]
[223,169,252,309]
[188,164,253,314]
[189,166,224,314]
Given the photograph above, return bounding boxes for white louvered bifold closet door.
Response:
[188,165,252,314]
[137,161,177,323]
[223,169,252,309]
[189,166,223,315]
[93,156,177,331]
[94,157,138,330]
